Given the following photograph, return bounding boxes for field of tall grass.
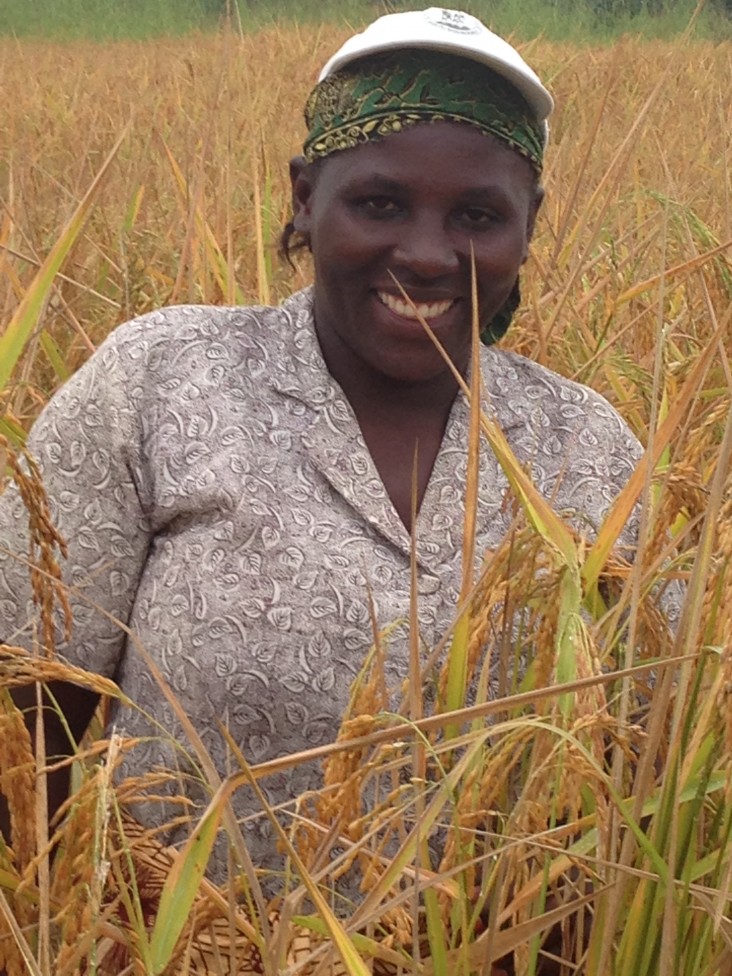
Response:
[1,16,731,976]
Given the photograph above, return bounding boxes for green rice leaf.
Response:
[148,789,226,974]
[0,415,27,447]
[443,256,482,738]
[39,331,70,383]
[555,565,585,719]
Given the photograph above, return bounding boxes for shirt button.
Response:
[420,574,440,595]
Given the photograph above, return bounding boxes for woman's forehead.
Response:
[315,121,537,196]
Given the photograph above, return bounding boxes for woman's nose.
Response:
[391,215,461,279]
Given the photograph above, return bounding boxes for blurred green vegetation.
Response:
[0,0,730,42]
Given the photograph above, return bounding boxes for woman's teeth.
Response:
[377,291,454,321]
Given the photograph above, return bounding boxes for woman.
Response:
[1,6,644,961]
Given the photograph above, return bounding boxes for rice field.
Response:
[1,21,732,976]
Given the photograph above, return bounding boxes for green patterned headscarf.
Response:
[304,49,545,174]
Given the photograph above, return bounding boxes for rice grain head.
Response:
[1,436,71,657]
[0,691,37,901]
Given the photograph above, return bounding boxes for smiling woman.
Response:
[294,123,540,383]
[290,120,543,526]
[0,7,652,975]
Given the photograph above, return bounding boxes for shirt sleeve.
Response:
[0,329,152,678]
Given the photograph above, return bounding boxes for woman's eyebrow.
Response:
[341,174,515,205]
[457,185,514,203]
[341,174,408,194]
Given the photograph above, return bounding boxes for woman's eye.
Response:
[459,207,498,227]
[358,197,401,216]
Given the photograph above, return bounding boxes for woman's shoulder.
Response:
[25,289,316,445]
[103,288,313,365]
[481,345,642,454]
[480,347,645,545]
[63,289,316,407]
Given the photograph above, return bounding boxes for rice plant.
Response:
[1,24,731,976]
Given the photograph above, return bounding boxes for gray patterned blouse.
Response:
[0,287,646,877]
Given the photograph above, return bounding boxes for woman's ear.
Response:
[522,184,545,262]
[289,155,316,238]
[527,185,544,242]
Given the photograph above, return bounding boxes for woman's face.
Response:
[291,121,542,388]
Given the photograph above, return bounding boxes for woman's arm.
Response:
[0,322,153,670]
[0,321,155,841]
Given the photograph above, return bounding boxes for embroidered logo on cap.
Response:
[424,8,482,34]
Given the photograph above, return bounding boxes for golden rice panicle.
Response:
[440,521,612,875]
[321,709,382,811]
[662,458,710,535]
[0,643,123,701]
[463,496,530,691]
[51,768,109,973]
[0,690,37,886]
[294,711,383,876]
[645,399,729,568]
[463,569,509,694]
[295,646,387,866]
[530,586,562,711]
[1,437,71,657]
[0,914,26,976]
[444,521,555,706]
[461,549,512,694]
[505,680,608,841]
[321,634,386,800]
[53,748,209,976]
[437,762,484,896]
[0,690,39,976]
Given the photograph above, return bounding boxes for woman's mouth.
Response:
[376,290,456,322]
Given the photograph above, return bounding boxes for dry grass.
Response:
[1,24,731,976]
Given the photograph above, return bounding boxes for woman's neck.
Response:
[322,349,463,530]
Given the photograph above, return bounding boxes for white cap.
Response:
[319,8,553,129]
